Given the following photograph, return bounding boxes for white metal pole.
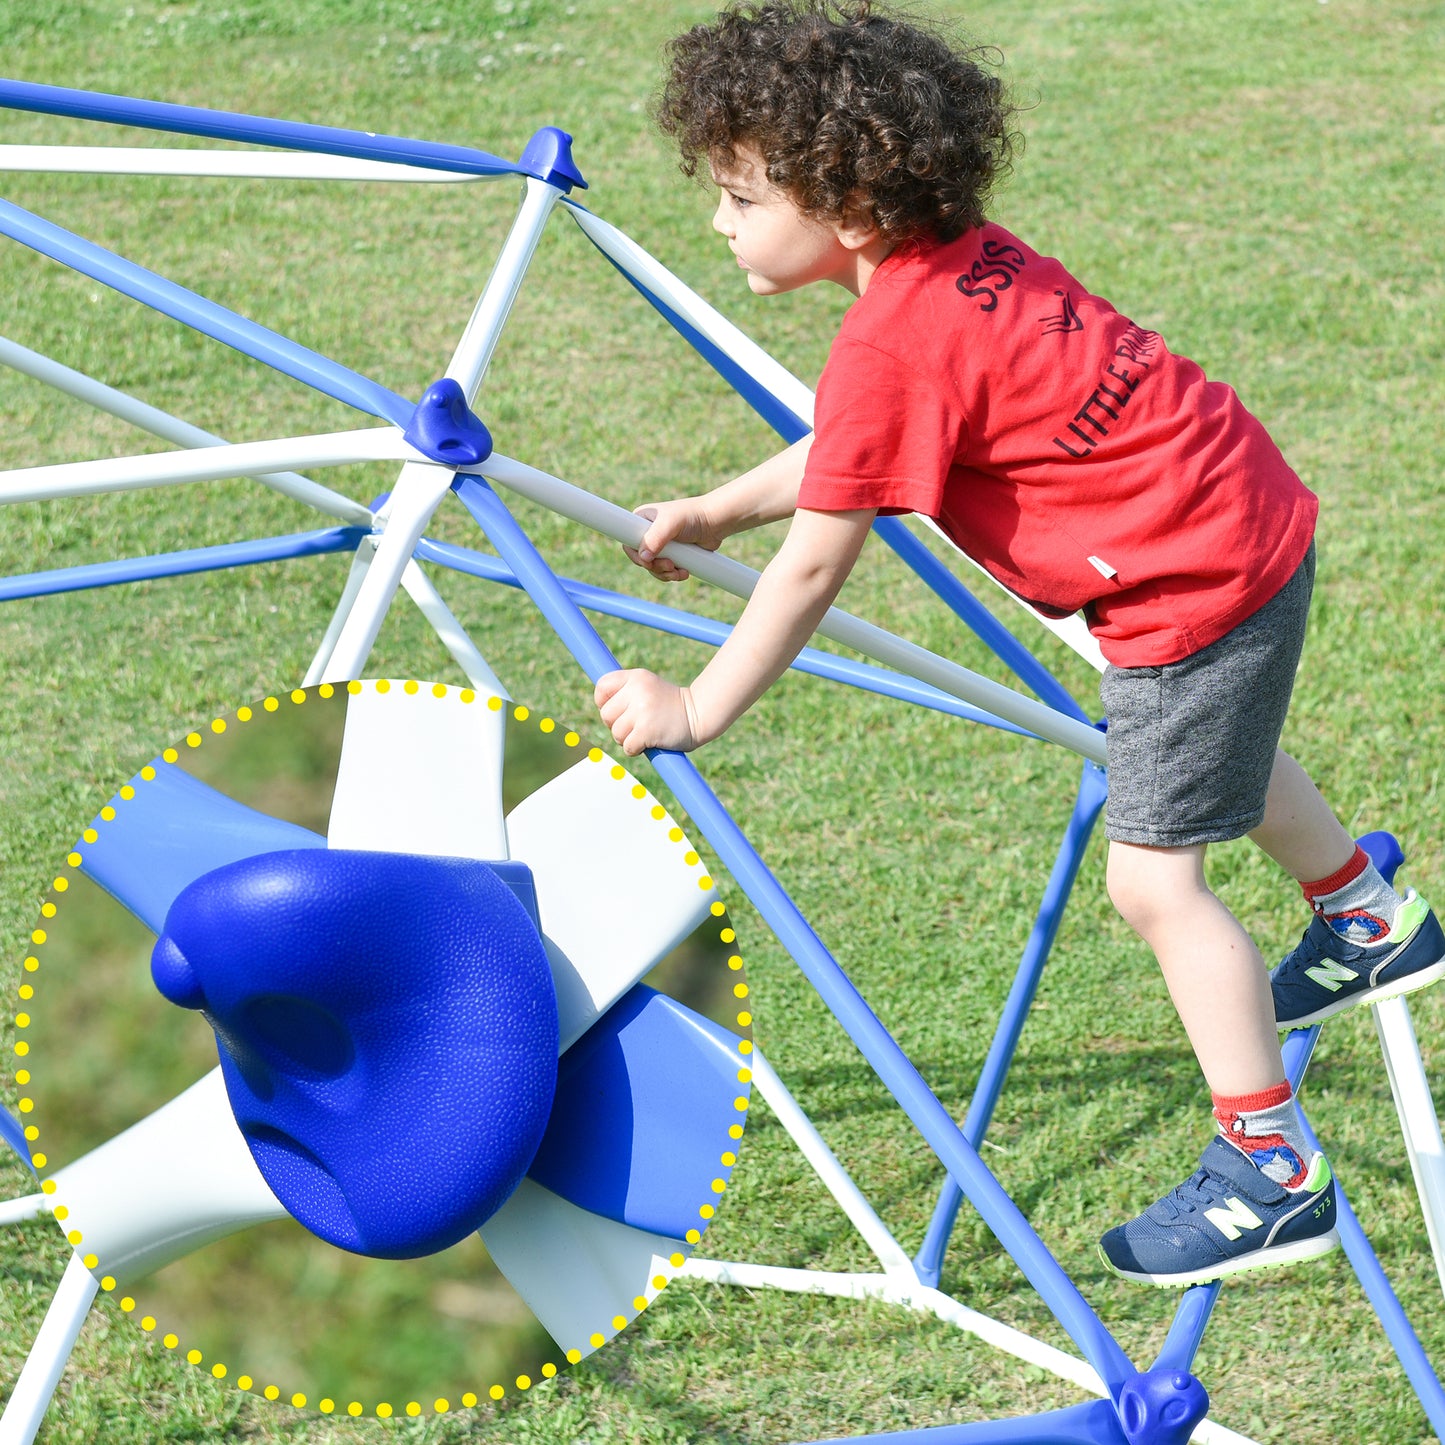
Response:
[745,1048,916,1278]
[1373,996,1445,1297]
[0,427,409,504]
[448,177,565,406]
[0,146,486,184]
[0,336,374,524]
[315,462,454,682]
[0,1195,46,1228]
[0,1254,99,1445]
[302,545,377,688]
[316,176,566,681]
[564,202,815,422]
[399,562,510,698]
[673,1264,1260,1443]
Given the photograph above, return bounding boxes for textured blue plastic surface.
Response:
[1359,830,1405,885]
[526,985,741,1238]
[402,379,493,466]
[486,859,542,933]
[518,125,588,192]
[152,849,558,1258]
[81,763,325,934]
[1116,1370,1208,1445]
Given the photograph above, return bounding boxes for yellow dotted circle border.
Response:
[10,679,754,1418]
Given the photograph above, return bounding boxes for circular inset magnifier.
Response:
[12,680,752,1418]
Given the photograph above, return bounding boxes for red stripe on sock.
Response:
[1300,844,1368,904]
[1211,1081,1293,1122]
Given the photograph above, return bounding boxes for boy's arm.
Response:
[629,434,813,581]
[597,504,875,754]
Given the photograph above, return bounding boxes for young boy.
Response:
[594,0,1445,1286]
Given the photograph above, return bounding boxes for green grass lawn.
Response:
[2,1,1444,1442]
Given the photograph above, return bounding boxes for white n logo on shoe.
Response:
[1304,958,1359,993]
[1204,1197,1265,1241]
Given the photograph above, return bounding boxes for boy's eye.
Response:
[730,193,751,209]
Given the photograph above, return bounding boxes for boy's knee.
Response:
[1106,842,1204,939]
[1106,853,1155,935]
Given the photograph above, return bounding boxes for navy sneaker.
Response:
[1271,890,1445,1030]
[1098,1137,1338,1288]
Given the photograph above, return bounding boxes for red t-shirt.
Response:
[796,225,1318,667]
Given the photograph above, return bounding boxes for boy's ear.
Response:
[835,202,882,252]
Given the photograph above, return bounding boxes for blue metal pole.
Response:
[412,537,1037,739]
[451,474,1136,1399]
[914,758,1108,1288]
[803,1397,1127,1445]
[0,527,365,602]
[0,198,414,427]
[0,1104,35,1177]
[0,78,524,180]
[871,516,1092,725]
[574,219,814,447]
[1295,1090,1445,1433]
[1273,975,1445,1437]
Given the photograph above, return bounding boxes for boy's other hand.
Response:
[595,668,704,755]
[625,499,723,582]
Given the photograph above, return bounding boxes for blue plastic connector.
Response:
[518,125,587,192]
[1117,1369,1209,1445]
[402,379,494,467]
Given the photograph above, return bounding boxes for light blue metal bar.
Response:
[0,198,414,427]
[451,473,1137,1403]
[871,516,1092,725]
[0,1105,35,1177]
[412,536,1037,739]
[914,759,1108,1287]
[0,78,523,180]
[0,527,365,602]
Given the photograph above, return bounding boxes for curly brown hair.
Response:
[655,0,1017,243]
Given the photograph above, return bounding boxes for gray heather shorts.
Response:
[1101,544,1315,848]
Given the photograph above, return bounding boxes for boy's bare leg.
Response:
[1107,841,1283,1094]
[1100,839,1339,1285]
[1249,749,1356,883]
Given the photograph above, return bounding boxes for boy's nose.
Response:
[711,197,733,238]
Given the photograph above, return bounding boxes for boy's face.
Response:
[709,144,871,297]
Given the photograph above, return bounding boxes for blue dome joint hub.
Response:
[402,378,494,467]
[1117,1368,1209,1445]
[149,848,559,1259]
[518,125,587,193]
